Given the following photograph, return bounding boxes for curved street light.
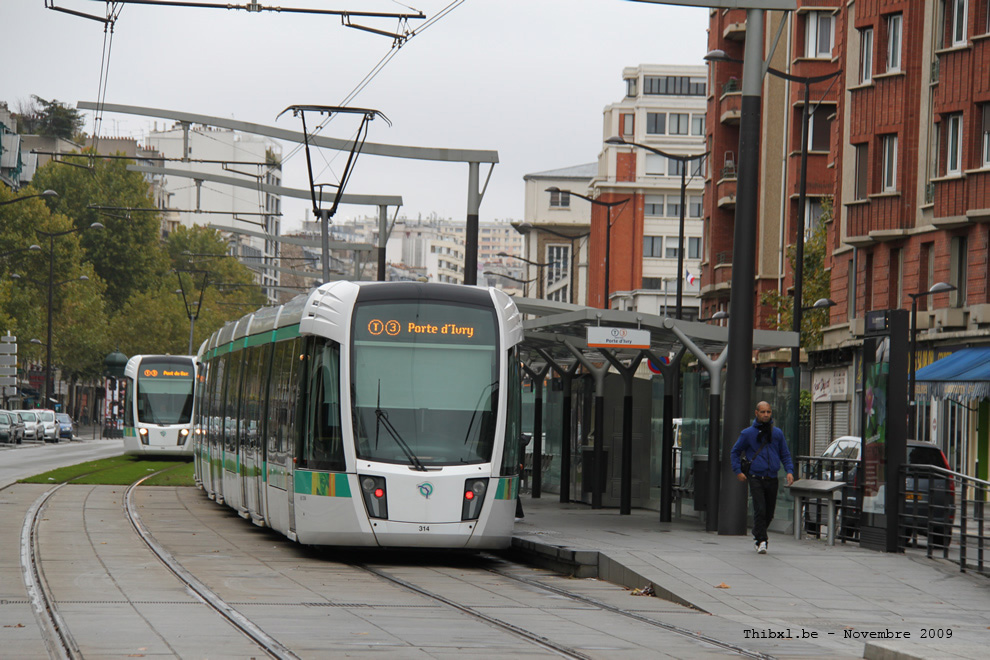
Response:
[11,220,104,407]
[605,137,707,320]
[0,189,58,207]
[545,187,630,308]
[706,48,843,462]
[510,222,590,304]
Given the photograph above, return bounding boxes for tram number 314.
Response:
[419,526,431,532]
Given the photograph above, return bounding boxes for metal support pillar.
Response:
[464,162,480,285]
[377,204,388,281]
[665,319,729,532]
[565,341,610,509]
[600,350,645,515]
[646,346,687,522]
[536,348,580,504]
[720,8,765,536]
[522,360,550,498]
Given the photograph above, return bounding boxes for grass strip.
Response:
[19,456,196,487]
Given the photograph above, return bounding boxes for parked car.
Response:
[56,413,75,441]
[0,410,23,443]
[14,410,40,441]
[35,409,59,442]
[805,436,955,546]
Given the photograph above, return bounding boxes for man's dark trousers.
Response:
[749,476,779,544]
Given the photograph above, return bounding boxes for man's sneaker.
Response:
[757,541,768,554]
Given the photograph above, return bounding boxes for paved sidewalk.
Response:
[511,495,988,660]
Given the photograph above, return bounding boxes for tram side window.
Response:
[501,348,523,476]
[124,377,135,427]
[223,352,245,453]
[209,355,227,447]
[300,337,344,471]
[241,345,269,451]
[268,339,301,455]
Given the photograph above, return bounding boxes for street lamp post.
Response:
[14,221,104,408]
[605,138,707,320]
[496,252,555,298]
[510,222,590,305]
[908,282,956,435]
[545,188,629,309]
[482,270,536,296]
[706,49,842,463]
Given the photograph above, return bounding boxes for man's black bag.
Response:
[741,429,771,476]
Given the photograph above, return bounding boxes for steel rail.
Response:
[124,475,300,660]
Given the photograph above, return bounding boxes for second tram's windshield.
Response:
[352,301,499,466]
[136,359,195,425]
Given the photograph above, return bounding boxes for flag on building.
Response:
[685,270,697,286]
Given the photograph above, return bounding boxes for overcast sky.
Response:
[5,0,709,230]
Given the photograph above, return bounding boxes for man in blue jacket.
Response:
[731,401,794,554]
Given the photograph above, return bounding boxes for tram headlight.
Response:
[359,475,388,519]
[138,427,149,445]
[462,478,488,521]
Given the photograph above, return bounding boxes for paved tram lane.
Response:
[1,482,784,659]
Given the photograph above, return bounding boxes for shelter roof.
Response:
[512,297,798,367]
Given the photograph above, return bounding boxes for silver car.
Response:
[36,409,59,442]
[15,410,40,441]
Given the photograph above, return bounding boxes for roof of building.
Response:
[523,163,597,180]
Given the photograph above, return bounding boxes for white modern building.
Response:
[146,125,282,301]
[592,63,708,319]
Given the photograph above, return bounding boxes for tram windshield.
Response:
[352,301,499,466]
[136,359,195,425]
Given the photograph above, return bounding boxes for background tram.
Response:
[122,354,197,457]
[193,281,525,549]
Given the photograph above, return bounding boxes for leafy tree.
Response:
[30,153,169,311]
[16,96,85,140]
[761,197,833,348]
[0,196,110,383]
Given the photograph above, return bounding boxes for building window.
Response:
[546,244,570,284]
[882,134,898,191]
[982,104,990,167]
[950,235,968,307]
[691,115,705,136]
[952,0,969,45]
[846,258,856,320]
[665,239,681,259]
[644,194,664,216]
[549,190,570,207]
[643,236,663,258]
[646,112,666,135]
[688,236,701,259]
[889,248,903,309]
[642,75,706,96]
[689,195,703,218]
[626,77,637,97]
[645,153,666,176]
[887,14,902,72]
[854,143,870,200]
[946,113,963,174]
[808,104,833,151]
[666,198,681,218]
[860,27,874,83]
[806,11,835,58]
[669,158,685,177]
[805,198,825,237]
[669,113,689,135]
[621,113,634,137]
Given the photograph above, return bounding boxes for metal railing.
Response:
[900,464,988,575]
[796,455,990,574]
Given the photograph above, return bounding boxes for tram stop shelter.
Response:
[511,297,798,525]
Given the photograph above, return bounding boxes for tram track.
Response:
[122,475,301,660]
[486,560,775,660]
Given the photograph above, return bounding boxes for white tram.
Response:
[193,281,525,549]
[122,354,197,457]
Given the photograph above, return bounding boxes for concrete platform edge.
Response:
[507,537,706,613]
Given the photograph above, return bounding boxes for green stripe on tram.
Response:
[294,471,352,497]
[209,323,301,359]
[494,476,518,500]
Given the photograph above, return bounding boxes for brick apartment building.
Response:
[706,2,990,476]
